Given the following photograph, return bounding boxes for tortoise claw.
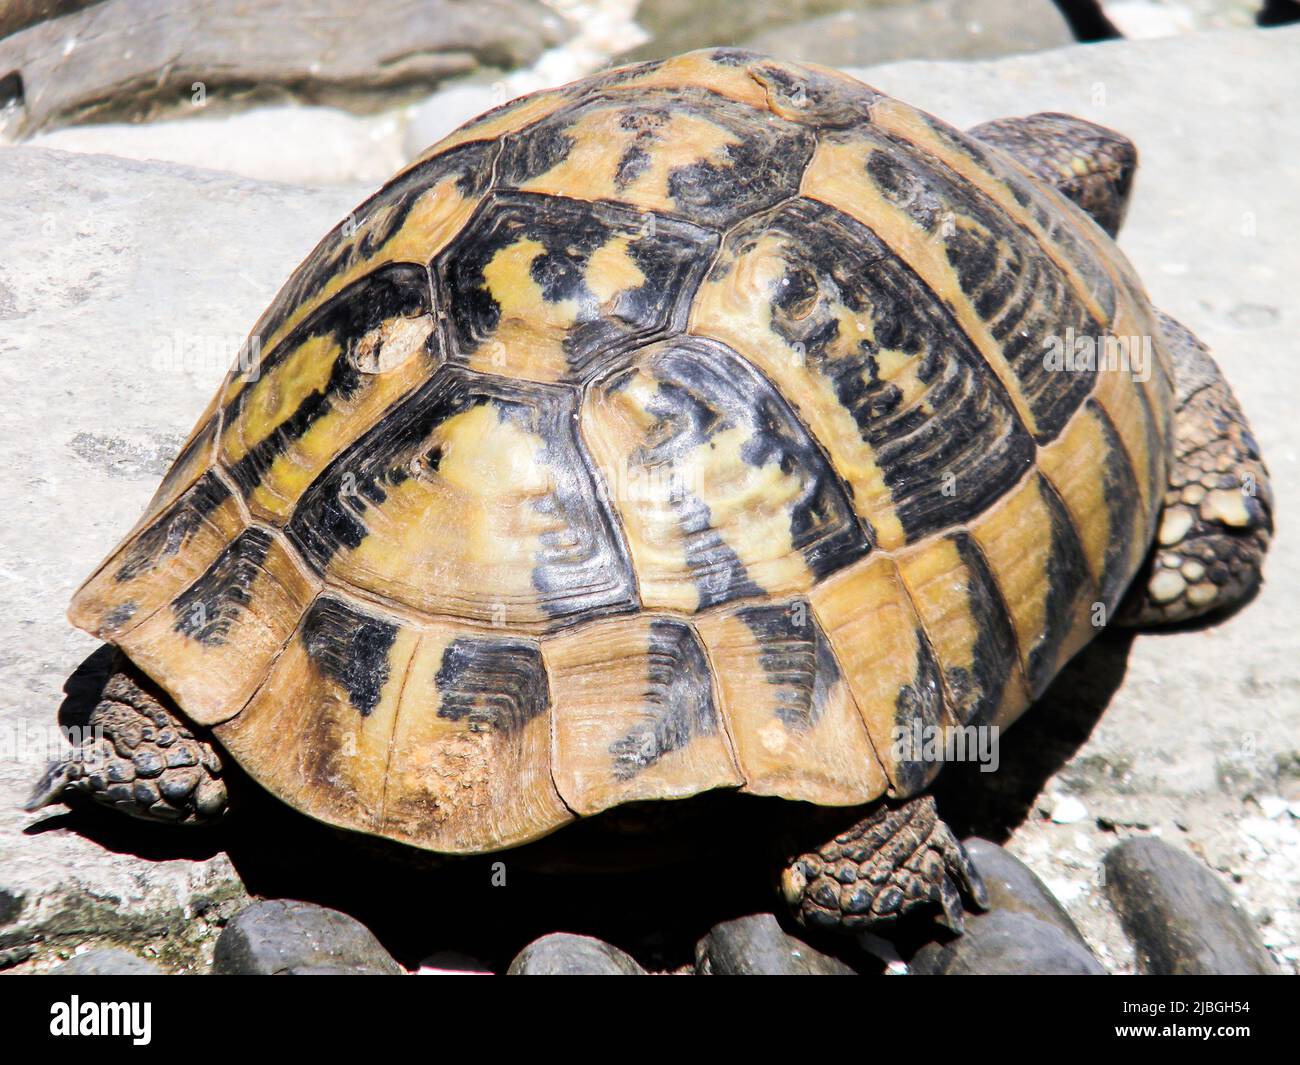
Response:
[23,759,74,812]
[937,822,989,912]
[936,873,966,934]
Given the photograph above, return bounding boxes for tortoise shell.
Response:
[69,49,1175,854]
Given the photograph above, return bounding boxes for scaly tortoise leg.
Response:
[26,650,228,824]
[1117,312,1273,626]
[781,795,988,934]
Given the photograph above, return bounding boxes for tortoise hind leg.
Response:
[25,650,228,824]
[781,795,987,934]
[968,113,1136,237]
[1117,312,1273,626]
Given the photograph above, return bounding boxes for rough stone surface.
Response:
[696,914,857,975]
[0,0,570,136]
[29,107,409,187]
[13,0,642,186]
[49,947,164,975]
[508,932,646,975]
[851,26,1300,975]
[910,911,1107,975]
[624,0,874,61]
[742,0,1073,67]
[1,148,360,972]
[0,0,101,39]
[212,900,403,975]
[1103,837,1278,974]
[962,838,1088,945]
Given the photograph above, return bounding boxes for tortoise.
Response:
[28,49,1273,935]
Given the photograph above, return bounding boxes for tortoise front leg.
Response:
[1117,312,1273,626]
[781,795,988,934]
[26,650,228,824]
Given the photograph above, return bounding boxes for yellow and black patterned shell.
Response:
[69,50,1175,853]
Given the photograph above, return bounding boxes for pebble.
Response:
[910,911,1106,975]
[50,948,164,975]
[1258,795,1289,819]
[212,899,403,976]
[695,914,857,975]
[1103,838,1277,974]
[507,933,646,975]
[1050,795,1089,824]
[962,838,1089,945]
[0,888,24,926]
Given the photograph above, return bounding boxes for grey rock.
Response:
[622,0,911,62]
[696,914,856,975]
[744,0,1073,68]
[910,911,1106,975]
[963,837,1088,945]
[4,146,356,970]
[0,889,26,927]
[212,900,402,976]
[1,945,38,968]
[50,948,164,975]
[507,933,646,975]
[279,963,383,975]
[0,0,571,136]
[1103,838,1277,975]
[0,1,99,39]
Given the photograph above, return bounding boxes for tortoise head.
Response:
[968,111,1138,238]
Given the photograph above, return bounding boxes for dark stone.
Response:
[0,0,571,136]
[910,911,1106,974]
[962,837,1087,944]
[0,1,101,40]
[50,948,164,975]
[507,933,646,975]
[621,0,1071,65]
[212,899,403,975]
[622,0,873,61]
[741,0,1073,68]
[0,888,25,927]
[1103,837,1277,975]
[0,944,36,968]
[696,913,857,975]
